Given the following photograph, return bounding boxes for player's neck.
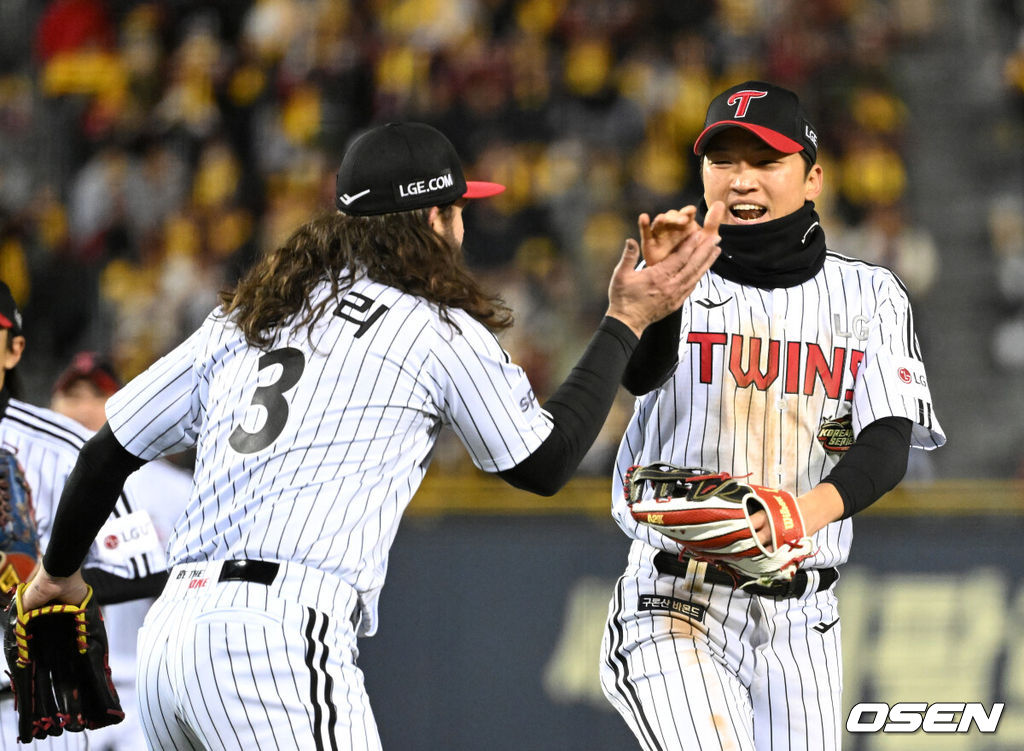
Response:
[700,201,826,288]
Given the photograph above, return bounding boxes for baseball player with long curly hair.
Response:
[599,82,945,750]
[18,122,722,750]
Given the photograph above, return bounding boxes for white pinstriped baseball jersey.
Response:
[104,276,553,637]
[601,252,946,751]
[611,252,945,568]
[0,396,163,751]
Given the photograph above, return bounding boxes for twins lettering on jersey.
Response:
[688,332,864,401]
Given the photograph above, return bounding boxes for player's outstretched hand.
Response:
[639,205,698,266]
[607,201,725,337]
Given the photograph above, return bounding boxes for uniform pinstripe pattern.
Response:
[87,459,192,750]
[138,561,375,751]
[0,709,86,751]
[105,277,554,747]
[106,279,551,636]
[0,396,162,750]
[601,544,842,751]
[601,255,944,750]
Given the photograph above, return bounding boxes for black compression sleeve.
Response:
[622,307,682,395]
[823,416,913,519]
[498,317,638,495]
[81,569,169,605]
[42,424,147,577]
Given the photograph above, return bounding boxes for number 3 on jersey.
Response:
[229,347,305,454]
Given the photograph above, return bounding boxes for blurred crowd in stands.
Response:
[994,0,1024,376]
[0,0,952,475]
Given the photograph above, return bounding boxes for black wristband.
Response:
[82,569,169,605]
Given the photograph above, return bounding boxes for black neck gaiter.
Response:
[698,200,827,288]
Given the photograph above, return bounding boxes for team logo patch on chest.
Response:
[638,594,707,622]
[817,414,854,453]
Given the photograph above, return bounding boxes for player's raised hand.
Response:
[639,205,698,266]
[606,201,725,337]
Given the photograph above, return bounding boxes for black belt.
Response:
[653,551,838,599]
[219,559,280,585]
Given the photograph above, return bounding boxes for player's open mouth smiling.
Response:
[730,203,768,222]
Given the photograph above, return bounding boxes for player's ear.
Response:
[2,334,24,370]
[427,205,445,235]
[804,163,823,201]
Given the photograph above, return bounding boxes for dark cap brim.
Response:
[694,121,804,156]
[463,181,505,199]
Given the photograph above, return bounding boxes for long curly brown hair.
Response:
[219,207,513,348]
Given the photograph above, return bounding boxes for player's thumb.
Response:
[617,238,641,272]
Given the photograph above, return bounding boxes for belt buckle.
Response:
[740,571,804,598]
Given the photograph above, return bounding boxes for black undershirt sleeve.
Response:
[81,569,169,605]
[498,317,638,496]
[823,416,913,518]
[43,424,147,577]
[622,307,682,395]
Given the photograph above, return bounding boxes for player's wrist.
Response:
[22,567,87,609]
[796,484,845,535]
[605,309,645,338]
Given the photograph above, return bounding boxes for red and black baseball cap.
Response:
[52,351,122,397]
[693,81,818,163]
[335,122,505,216]
[0,281,23,336]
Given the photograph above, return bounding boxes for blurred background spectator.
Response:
[0,0,1021,477]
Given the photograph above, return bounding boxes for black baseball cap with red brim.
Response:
[335,122,505,216]
[693,81,818,163]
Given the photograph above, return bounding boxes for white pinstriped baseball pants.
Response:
[0,699,86,750]
[600,544,843,751]
[136,560,380,751]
